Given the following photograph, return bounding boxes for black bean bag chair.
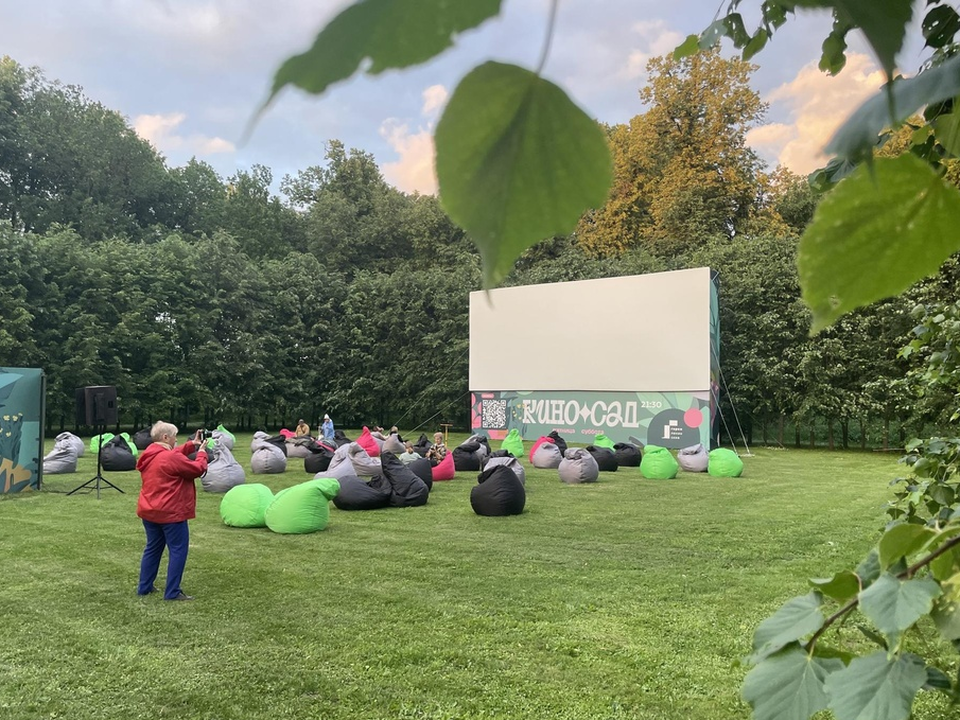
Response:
[101,434,137,471]
[586,445,619,472]
[333,430,352,447]
[483,454,525,485]
[412,433,433,456]
[303,441,336,474]
[266,434,288,456]
[471,465,526,516]
[332,475,393,511]
[613,442,642,467]
[547,431,568,457]
[380,451,430,507]
[132,427,153,451]
[453,442,483,471]
[407,457,434,491]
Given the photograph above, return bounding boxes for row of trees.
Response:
[1,53,956,440]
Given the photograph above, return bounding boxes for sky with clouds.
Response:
[0,1,926,196]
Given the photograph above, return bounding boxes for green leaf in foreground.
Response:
[932,573,960,641]
[435,62,613,287]
[742,645,843,720]
[267,0,502,102]
[809,570,859,603]
[798,154,960,333]
[878,523,936,568]
[750,591,824,663]
[825,651,927,720]
[859,573,941,643]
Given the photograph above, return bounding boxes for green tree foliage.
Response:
[0,57,174,239]
[576,51,771,257]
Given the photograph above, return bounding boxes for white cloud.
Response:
[421,85,448,118]
[379,84,448,195]
[616,20,685,82]
[134,112,236,157]
[747,53,887,174]
[379,120,437,196]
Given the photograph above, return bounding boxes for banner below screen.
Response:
[471,390,712,449]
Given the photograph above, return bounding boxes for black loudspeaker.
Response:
[76,386,118,426]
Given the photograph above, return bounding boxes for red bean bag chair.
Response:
[356,426,381,457]
[528,436,551,463]
[279,428,295,439]
[432,451,455,481]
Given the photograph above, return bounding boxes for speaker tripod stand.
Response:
[67,424,124,499]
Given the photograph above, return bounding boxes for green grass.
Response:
[0,438,947,719]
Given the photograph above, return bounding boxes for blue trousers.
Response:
[138,519,189,599]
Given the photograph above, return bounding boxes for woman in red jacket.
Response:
[136,422,208,601]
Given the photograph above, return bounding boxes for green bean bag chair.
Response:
[220,483,275,528]
[593,434,615,450]
[708,448,744,477]
[500,428,524,458]
[265,478,341,534]
[213,424,236,450]
[89,432,115,454]
[639,445,678,479]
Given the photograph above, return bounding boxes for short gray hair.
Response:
[151,421,178,442]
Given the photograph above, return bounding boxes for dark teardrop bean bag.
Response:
[333,474,393,511]
[613,442,642,467]
[407,457,434,491]
[586,445,619,472]
[547,431,568,457]
[303,441,336,474]
[471,465,526,516]
[380,451,429,507]
[100,434,137,471]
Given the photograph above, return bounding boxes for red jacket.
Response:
[136,441,208,523]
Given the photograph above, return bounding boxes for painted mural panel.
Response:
[0,368,45,493]
[470,390,711,449]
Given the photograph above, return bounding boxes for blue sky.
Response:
[0,1,921,195]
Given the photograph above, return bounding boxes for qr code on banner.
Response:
[481,399,508,429]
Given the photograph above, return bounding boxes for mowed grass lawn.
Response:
[0,437,923,720]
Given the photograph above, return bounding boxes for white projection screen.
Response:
[469,268,712,393]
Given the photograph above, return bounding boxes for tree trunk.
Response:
[810,421,815,449]
[795,421,801,448]
[883,418,889,451]
[828,421,835,450]
[778,415,784,446]
[860,418,866,450]
[841,420,848,450]
[762,418,768,446]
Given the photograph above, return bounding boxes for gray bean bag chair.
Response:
[678,443,709,473]
[532,441,563,469]
[558,448,600,484]
[43,435,80,474]
[212,428,234,450]
[483,454,526,485]
[333,474,393,511]
[382,433,405,455]
[201,440,245,493]
[285,437,313,459]
[251,432,287,474]
[60,431,86,458]
[613,442,642,467]
[326,442,381,478]
[586,445,618,472]
[471,465,526,516]
[380,451,430,507]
